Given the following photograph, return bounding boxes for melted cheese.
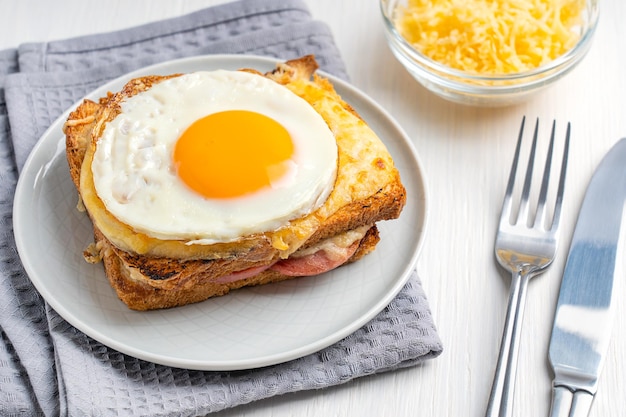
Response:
[291,225,371,259]
[395,0,585,74]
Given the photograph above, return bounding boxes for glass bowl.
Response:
[380,0,599,106]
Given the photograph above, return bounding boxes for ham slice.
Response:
[213,264,272,284]
[270,240,359,276]
[213,227,367,283]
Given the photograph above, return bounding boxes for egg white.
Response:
[91,70,338,243]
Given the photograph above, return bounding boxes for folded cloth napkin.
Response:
[0,1,443,416]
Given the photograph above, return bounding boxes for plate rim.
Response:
[13,54,429,370]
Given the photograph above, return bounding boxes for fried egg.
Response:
[91,70,338,244]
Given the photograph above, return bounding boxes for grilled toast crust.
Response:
[65,55,406,310]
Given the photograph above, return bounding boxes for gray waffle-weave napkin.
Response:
[0,1,443,416]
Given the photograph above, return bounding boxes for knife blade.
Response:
[548,138,626,417]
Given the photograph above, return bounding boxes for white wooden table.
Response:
[2,1,625,416]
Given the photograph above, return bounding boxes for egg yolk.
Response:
[173,110,294,199]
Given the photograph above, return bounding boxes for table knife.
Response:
[548,138,626,417]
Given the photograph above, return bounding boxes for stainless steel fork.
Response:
[485,117,570,417]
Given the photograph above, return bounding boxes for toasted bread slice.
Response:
[65,56,406,310]
[88,224,379,310]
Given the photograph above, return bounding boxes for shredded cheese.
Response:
[395,0,585,74]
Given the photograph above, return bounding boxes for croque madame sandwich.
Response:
[64,55,406,311]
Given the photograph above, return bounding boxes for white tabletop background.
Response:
[1,1,625,416]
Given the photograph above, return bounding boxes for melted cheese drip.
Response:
[395,0,585,74]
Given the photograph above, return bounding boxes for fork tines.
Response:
[501,117,570,232]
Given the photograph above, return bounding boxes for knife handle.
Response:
[549,386,573,417]
[549,385,594,417]
[570,391,594,417]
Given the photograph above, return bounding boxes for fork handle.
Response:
[485,271,531,417]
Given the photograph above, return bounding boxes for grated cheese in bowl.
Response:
[395,0,585,75]
[380,0,598,106]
